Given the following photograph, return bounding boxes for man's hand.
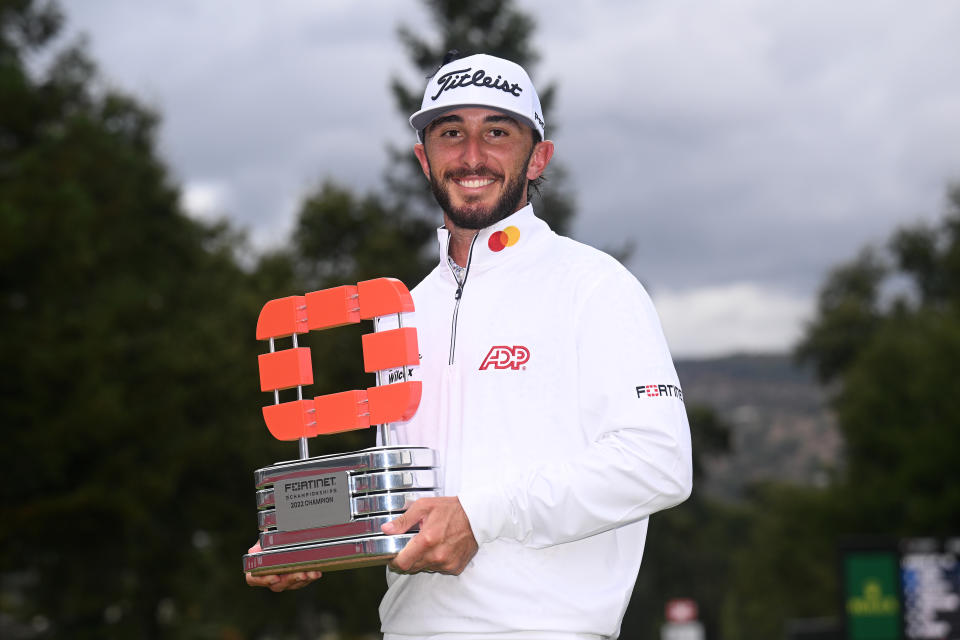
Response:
[244,542,321,592]
[382,496,479,575]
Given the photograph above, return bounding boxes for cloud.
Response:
[651,282,813,358]
[181,181,231,221]
[60,0,960,357]
[532,0,960,293]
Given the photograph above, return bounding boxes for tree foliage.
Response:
[641,186,960,640]
[720,483,843,640]
[291,181,435,290]
[796,184,960,534]
[793,249,887,383]
[798,186,960,386]
[711,185,960,640]
[0,2,301,637]
[622,405,741,640]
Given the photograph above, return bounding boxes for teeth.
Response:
[458,178,494,188]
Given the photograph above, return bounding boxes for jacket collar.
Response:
[435,204,550,277]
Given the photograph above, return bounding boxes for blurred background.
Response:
[1,0,958,638]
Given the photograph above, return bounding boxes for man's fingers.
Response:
[270,572,310,592]
[384,497,478,575]
[246,572,279,588]
[383,498,432,570]
[381,512,407,535]
[246,570,321,591]
[390,527,434,573]
[382,499,425,535]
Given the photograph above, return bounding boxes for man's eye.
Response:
[489,129,507,137]
[439,129,461,137]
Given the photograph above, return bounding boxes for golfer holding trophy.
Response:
[246,52,692,640]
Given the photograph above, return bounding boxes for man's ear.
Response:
[413,143,431,179]
[526,140,555,181]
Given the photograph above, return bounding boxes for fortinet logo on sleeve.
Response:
[637,384,684,402]
[479,345,530,370]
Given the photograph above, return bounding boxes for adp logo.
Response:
[479,345,530,370]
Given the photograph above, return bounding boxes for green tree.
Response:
[715,184,960,640]
[622,406,747,640]
[797,184,960,534]
[720,483,843,640]
[0,2,299,637]
[793,248,886,383]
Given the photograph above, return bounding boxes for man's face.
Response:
[414,108,540,230]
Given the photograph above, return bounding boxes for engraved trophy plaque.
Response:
[242,278,438,575]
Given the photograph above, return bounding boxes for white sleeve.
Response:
[457,269,693,548]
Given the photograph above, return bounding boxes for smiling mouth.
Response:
[454,177,497,189]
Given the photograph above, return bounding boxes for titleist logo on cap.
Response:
[431,67,523,101]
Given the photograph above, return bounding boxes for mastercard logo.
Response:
[488,225,520,252]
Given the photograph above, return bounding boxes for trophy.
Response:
[242,278,438,575]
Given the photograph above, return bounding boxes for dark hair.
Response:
[528,174,546,198]
[528,128,546,197]
[426,49,463,79]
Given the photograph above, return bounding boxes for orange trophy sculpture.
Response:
[242,278,437,575]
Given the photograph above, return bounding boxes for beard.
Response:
[427,155,532,230]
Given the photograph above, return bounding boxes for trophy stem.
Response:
[291,333,310,459]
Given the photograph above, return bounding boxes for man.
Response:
[250,53,692,640]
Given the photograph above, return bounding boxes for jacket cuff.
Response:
[457,484,510,544]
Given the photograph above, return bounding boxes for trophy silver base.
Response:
[244,445,438,575]
[243,533,417,575]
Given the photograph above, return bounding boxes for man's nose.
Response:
[459,134,485,168]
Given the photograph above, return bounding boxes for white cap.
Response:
[409,53,545,142]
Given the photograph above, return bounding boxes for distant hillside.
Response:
[675,353,841,500]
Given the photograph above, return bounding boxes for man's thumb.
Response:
[381,512,408,535]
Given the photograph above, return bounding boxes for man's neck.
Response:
[443,220,476,268]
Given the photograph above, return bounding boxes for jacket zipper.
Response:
[449,233,479,365]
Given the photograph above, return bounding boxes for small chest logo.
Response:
[488,225,520,252]
[479,345,530,370]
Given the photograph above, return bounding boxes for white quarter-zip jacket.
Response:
[380,205,693,639]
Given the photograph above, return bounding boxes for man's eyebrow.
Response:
[425,114,463,133]
[425,113,522,133]
[484,114,521,128]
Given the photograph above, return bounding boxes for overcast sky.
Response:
[59,1,960,358]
